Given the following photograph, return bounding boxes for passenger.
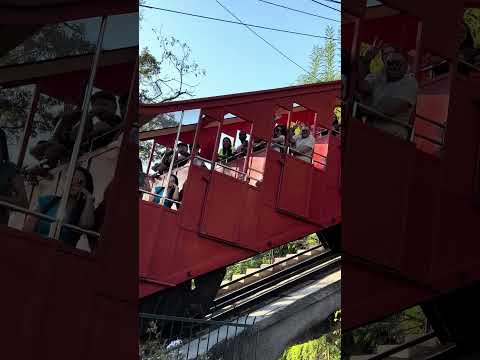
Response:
[0,128,28,225]
[291,125,315,162]
[153,174,180,209]
[24,167,95,248]
[152,142,190,176]
[360,50,417,140]
[217,137,233,162]
[29,91,122,174]
[271,125,286,152]
[234,131,249,155]
[88,181,114,252]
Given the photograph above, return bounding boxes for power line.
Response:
[140,4,338,40]
[310,0,341,13]
[214,0,317,80]
[257,0,339,22]
[322,0,341,4]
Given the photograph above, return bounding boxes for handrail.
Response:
[419,59,448,73]
[214,162,248,177]
[0,200,100,238]
[139,189,182,205]
[415,113,446,129]
[414,132,444,147]
[353,102,413,130]
[458,58,480,73]
[89,123,124,152]
[139,313,253,328]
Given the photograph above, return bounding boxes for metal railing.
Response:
[139,313,259,360]
[0,200,100,239]
[139,189,182,205]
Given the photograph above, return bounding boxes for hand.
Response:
[78,188,94,202]
[364,37,383,62]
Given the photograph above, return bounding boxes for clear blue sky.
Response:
[140,0,340,100]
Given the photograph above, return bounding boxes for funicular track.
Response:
[209,248,341,321]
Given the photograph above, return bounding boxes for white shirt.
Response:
[365,72,417,139]
[292,134,315,162]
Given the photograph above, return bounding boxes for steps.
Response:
[216,245,325,297]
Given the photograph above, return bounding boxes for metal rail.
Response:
[366,332,437,360]
[210,252,340,320]
[218,243,325,289]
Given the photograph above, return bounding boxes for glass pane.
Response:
[0,17,101,66]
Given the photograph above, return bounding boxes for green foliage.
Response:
[224,234,320,281]
[297,26,340,84]
[0,23,93,151]
[279,310,341,360]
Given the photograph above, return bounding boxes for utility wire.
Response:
[310,0,341,13]
[322,0,341,4]
[257,0,339,22]
[214,0,318,80]
[140,4,338,40]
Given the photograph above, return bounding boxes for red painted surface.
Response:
[139,83,341,298]
[342,0,480,330]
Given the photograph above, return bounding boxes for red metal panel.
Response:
[84,297,137,359]
[262,149,283,207]
[180,165,210,231]
[277,156,313,219]
[38,254,95,360]
[342,259,434,331]
[309,169,328,224]
[237,186,262,248]
[443,77,480,197]
[402,152,441,283]
[343,121,415,270]
[166,230,252,285]
[0,229,56,359]
[430,192,480,292]
[200,172,249,245]
[294,93,339,129]
[227,101,276,141]
[342,0,365,18]
[140,203,180,282]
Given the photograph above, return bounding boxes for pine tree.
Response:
[297,25,340,84]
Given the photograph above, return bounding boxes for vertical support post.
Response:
[160,111,184,206]
[409,21,424,142]
[285,109,292,156]
[191,110,203,161]
[49,15,108,240]
[146,141,156,175]
[242,122,254,180]
[211,117,224,166]
[16,84,40,169]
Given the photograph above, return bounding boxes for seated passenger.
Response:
[24,167,95,248]
[271,125,286,152]
[153,174,180,209]
[291,125,315,162]
[360,50,417,140]
[217,137,233,162]
[152,143,190,176]
[234,131,249,155]
[0,128,28,225]
[29,91,122,174]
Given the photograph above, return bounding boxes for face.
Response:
[239,132,247,142]
[301,127,310,138]
[91,98,117,116]
[382,46,395,62]
[223,138,231,148]
[70,170,87,197]
[178,144,188,155]
[385,52,407,80]
[168,176,176,187]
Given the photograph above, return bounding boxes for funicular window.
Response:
[349,1,449,153]
[0,17,101,67]
[284,102,333,170]
[140,109,201,210]
[0,12,138,254]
